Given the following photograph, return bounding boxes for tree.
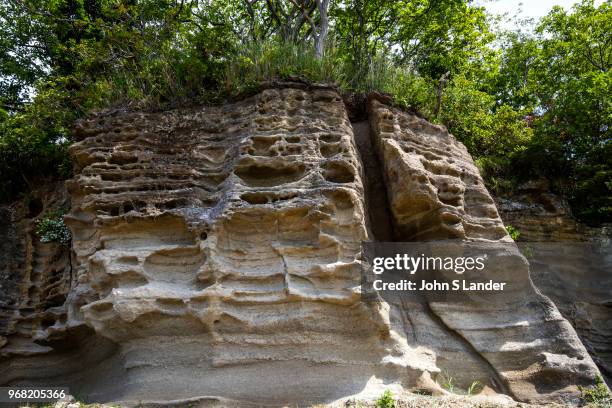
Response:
[0,0,609,225]
[530,0,611,223]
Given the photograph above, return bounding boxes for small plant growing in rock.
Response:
[440,373,456,394]
[579,376,611,407]
[375,390,395,408]
[506,225,521,241]
[35,213,71,245]
[438,372,482,396]
[467,380,482,396]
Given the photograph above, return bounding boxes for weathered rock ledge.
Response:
[495,181,612,386]
[0,84,606,406]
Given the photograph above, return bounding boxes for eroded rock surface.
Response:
[0,183,71,357]
[0,85,605,405]
[496,181,612,385]
[5,86,415,404]
[495,180,586,242]
[367,96,602,402]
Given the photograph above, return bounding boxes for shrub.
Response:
[375,390,395,408]
[579,376,611,407]
[506,225,521,241]
[35,214,71,245]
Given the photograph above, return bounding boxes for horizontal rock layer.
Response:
[495,180,586,242]
[0,184,73,358]
[495,181,612,385]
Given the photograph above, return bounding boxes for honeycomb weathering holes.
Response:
[234,161,307,187]
[322,161,355,184]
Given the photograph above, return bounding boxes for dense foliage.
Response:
[0,0,610,224]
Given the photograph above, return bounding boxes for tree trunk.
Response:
[314,0,330,59]
[434,71,450,116]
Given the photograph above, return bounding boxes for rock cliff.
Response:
[495,180,587,242]
[0,183,72,357]
[496,181,612,386]
[366,97,601,401]
[0,84,606,406]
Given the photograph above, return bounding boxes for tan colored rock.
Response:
[367,96,603,403]
[495,180,586,242]
[495,182,611,386]
[0,183,73,358]
[6,86,424,403]
[526,242,612,387]
[366,97,507,242]
[0,84,605,405]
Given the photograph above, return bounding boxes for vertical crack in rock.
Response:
[352,105,510,397]
[351,120,394,241]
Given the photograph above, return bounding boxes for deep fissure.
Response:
[351,120,394,242]
[351,109,511,397]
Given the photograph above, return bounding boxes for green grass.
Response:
[505,225,521,241]
[579,376,612,407]
[437,372,483,396]
[222,40,433,114]
[375,390,396,408]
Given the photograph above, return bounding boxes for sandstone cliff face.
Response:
[496,180,586,242]
[0,84,605,405]
[0,183,72,356]
[366,97,601,401]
